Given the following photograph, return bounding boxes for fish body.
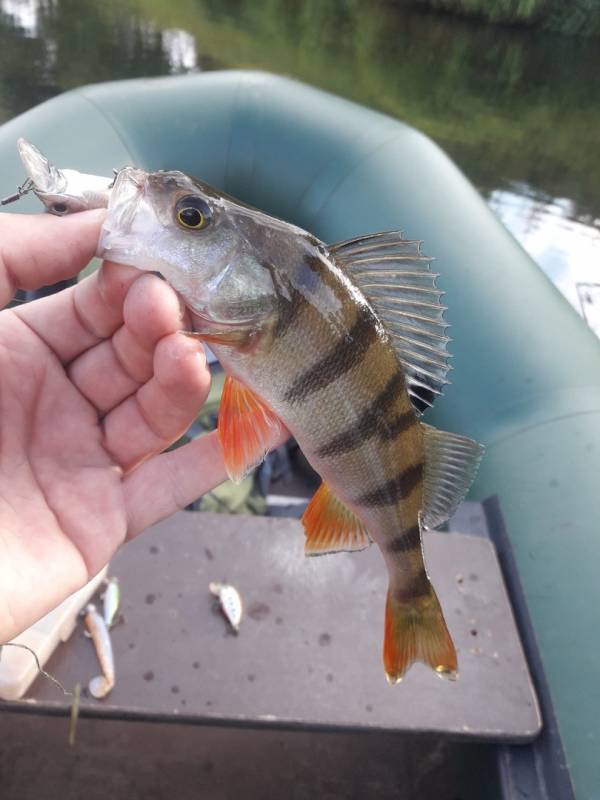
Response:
[197,232,465,681]
[16,143,484,683]
[83,603,115,699]
[208,242,429,582]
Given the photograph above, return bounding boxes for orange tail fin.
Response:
[383,585,457,684]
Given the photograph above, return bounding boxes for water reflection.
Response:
[161,29,198,72]
[0,0,202,122]
[2,0,40,36]
[0,0,599,336]
[490,186,600,334]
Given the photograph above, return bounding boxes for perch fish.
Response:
[98,166,485,683]
[13,142,484,683]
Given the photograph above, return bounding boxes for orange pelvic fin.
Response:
[218,376,283,483]
[302,482,372,555]
[383,584,457,684]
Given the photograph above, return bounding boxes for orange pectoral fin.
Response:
[218,376,283,484]
[302,482,372,555]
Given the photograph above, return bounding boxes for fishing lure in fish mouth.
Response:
[83,603,115,700]
[209,582,243,633]
[11,140,485,684]
[0,138,114,213]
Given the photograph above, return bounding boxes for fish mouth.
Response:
[97,166,149,261]
[107,166,148,231]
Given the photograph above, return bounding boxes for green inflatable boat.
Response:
[0,70,598,798]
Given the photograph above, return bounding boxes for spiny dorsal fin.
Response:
[330,231,450,415]
[302,482,372,556]
[421,423,485,530]
[218,376,283,484]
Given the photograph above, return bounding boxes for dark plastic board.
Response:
[15,511,540,741]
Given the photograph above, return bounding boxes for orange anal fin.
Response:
[218,376,283,483]
[301,482,372,556]
[383,584,457,684]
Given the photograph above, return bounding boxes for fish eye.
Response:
[175,195,211,230]
[52,202,68,214]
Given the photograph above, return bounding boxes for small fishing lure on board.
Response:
[83,603,115,700]
[209,582,243,633]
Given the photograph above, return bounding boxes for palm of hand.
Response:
[0,313,126,633]
[0,210,284,644]
[0,253,212,640]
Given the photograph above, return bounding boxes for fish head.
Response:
[99,167,281,327]
[18,138,109,214]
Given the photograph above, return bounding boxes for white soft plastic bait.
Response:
[83,603,115,700]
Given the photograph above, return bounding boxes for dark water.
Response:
[1,0,599,333]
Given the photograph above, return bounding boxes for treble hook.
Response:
[0,177,34,206]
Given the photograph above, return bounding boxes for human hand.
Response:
[0,210,243,642]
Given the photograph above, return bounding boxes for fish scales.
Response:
[213,247,427,582]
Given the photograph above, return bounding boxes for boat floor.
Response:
[5,511,540,741]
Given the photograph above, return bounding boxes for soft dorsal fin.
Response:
[330,232,450,414]
[302,482,372,556]
[421,423,485,530]
[218,376,283,484]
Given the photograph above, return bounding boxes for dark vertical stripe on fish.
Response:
[394,569,431,602]
[273,284,307,339]
[357,461,424,507]
[283,304,378,403]
[380,410,416,442]
[316,371,413,457]
[387,524,421,553]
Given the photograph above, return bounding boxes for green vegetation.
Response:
[410,0,600,35]
[135,0,600,220]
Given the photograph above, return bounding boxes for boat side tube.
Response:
[1,71,598,798]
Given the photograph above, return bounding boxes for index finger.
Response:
[0,209,105,306]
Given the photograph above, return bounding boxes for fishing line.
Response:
[0,178,34,206]
[0,642,71,696]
